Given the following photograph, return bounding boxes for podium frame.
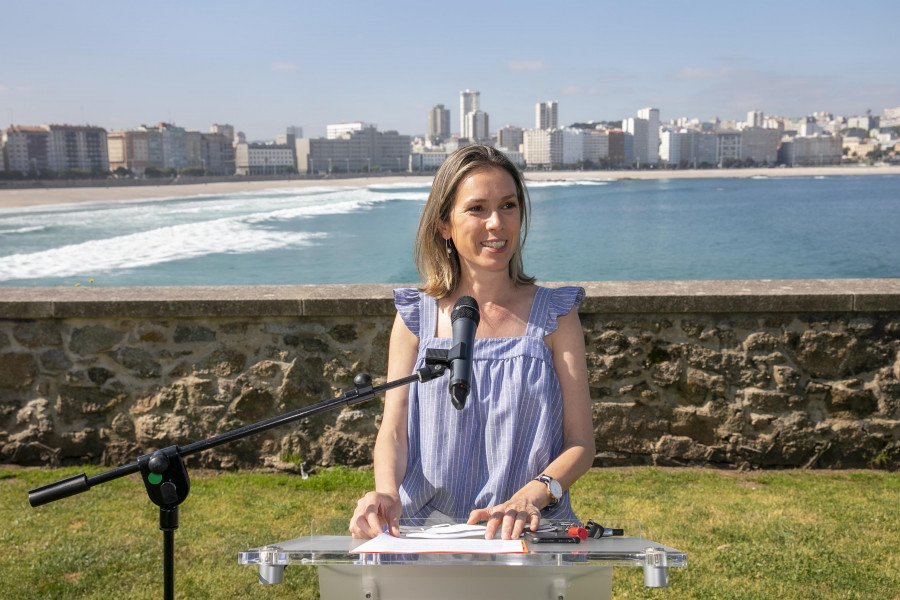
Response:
[239,521,687,600]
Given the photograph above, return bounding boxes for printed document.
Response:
[352,532,526,554]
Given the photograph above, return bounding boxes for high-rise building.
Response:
[427,105,451,142]
[622,117,648,166]
[460,89,480,138]
[464,110,489,142]
[535,101,558,130]
[636,107,660,166]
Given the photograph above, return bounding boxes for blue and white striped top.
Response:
[394,285,585,523]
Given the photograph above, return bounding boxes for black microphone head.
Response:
[450,382,469,410]
[451,296,480,326]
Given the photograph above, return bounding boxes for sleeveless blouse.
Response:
[394,285,585,522]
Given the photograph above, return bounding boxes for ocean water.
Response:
[0,174,898,287]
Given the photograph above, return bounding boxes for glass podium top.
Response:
[238,518,688,570]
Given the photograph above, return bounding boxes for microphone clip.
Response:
[421,342,468,381]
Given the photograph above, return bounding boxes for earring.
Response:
[446,238,454,256]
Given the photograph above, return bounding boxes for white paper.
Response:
[352,532,526,554]
[405,523,488,539]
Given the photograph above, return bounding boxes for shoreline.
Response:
[0,163,895,209]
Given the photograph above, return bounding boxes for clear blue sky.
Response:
[2,0,898,140]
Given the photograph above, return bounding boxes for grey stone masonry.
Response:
[1,280,899,472]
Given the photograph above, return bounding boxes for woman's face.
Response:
[439,167,521,278]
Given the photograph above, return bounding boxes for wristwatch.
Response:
[533,474,562,509]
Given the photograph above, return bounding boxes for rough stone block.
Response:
[69,324,125,355]
[13,321,63,348]
[174,324,216,343]
[0,352,39,390]
[107,347,162,378]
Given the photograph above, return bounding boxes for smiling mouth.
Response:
[482,240,506,249]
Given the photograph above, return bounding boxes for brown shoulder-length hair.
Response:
[414,144,534,298]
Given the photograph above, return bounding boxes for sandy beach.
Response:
[0,164,895,209]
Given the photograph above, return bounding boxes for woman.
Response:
[349,145,594,541]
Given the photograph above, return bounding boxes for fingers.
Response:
[471,503,541,540]
[349,492,400,539]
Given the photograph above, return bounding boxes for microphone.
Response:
[448,296,480,410]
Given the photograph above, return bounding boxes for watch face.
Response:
[549,479,562,499]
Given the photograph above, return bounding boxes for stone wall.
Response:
[1,280,899,472]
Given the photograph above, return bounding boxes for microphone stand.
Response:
[27,345,462,600]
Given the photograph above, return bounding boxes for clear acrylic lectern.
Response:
[238,519,687,600]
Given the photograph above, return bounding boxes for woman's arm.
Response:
[468,308,595,540]
[348,313,419,538]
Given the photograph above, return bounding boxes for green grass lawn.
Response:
[2,466,898,599]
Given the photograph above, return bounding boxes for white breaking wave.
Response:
[0,186,430,281]
[524,179,610,188]
[0,225,47,235]
[0,216,326,281]
[366,182,431,190]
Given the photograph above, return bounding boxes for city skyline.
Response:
[2,1,899,140]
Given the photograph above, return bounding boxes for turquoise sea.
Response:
[0,174,898,287]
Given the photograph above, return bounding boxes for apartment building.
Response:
[108,127,234,175]
[45,125,108,172]
[235,143,295,175]
[464,110,490,142]
[523,128,582,168]
[740,127,779,165]
[622,117,649,166]
[3,124,108,174]
[660,129,717,167]
[637,107,660,166]
[535,101,558,130]
[582,129,609,164]
[460,89,479,138]
[427,105,451,142]
[3,126,50,173]
[497,126,524,152]
[523,128,560,168]
[295,125,411,173]
[201,132,236,175]
[107,129,151,174]
[777,134,843,165]
[716,130,742,164]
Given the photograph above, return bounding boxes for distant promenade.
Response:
[0,163,896,209]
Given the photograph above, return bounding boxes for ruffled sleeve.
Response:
[393,288,423,338]
[543,286,586,335]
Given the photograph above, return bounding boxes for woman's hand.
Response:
[466,493,542,540]
[348,491,401,539]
